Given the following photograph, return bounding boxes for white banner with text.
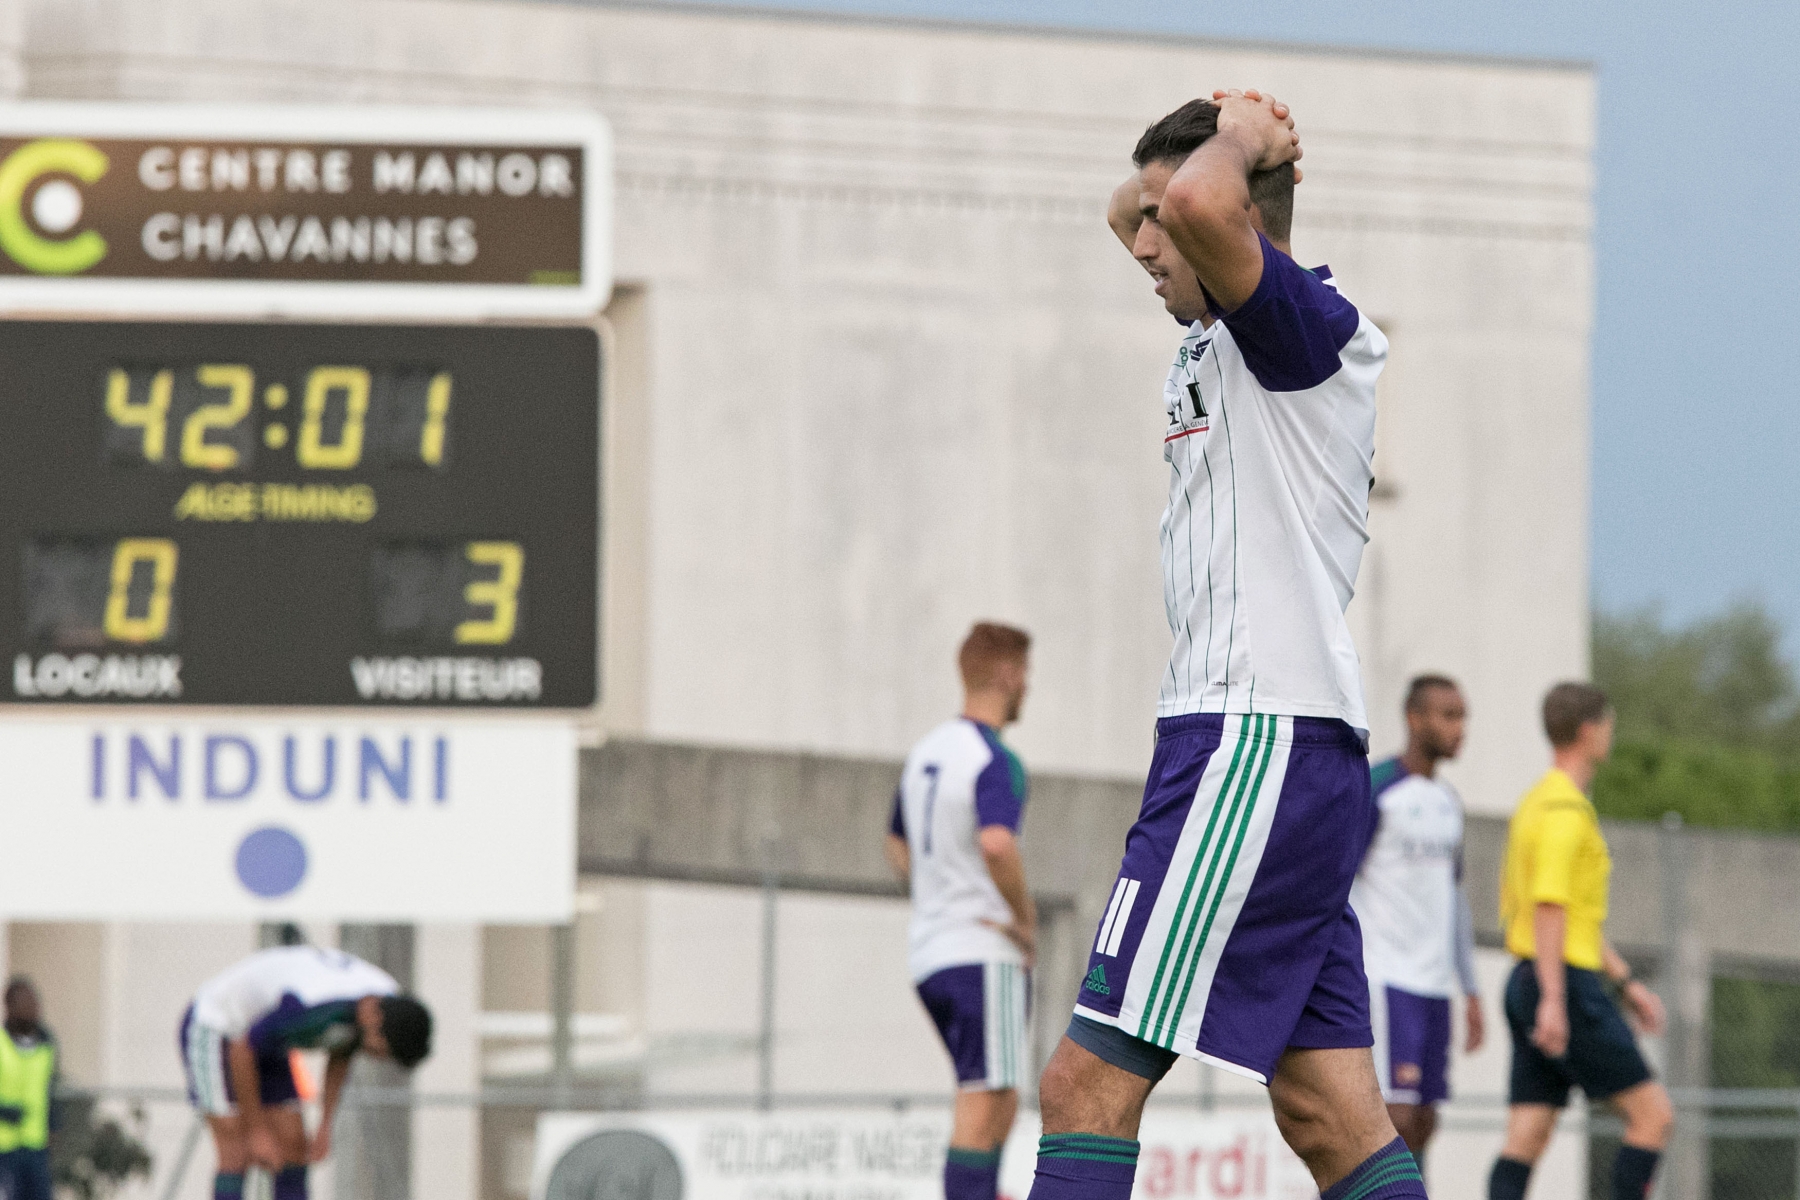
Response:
[0,718,574,921]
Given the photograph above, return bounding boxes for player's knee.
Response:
[1624,1085,1675,1148]
[1035,1046,1085,1127]
[1269,1078,1336,1161]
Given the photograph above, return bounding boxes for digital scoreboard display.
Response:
[0,321,598,707]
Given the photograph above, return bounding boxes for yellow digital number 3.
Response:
[455,541,523,645]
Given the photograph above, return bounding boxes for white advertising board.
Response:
[532,1108,1320,1200]
[0,717,574,921]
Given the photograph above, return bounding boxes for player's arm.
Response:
[1526,804,1586,1057]
[1601,940,1666,1036]
[309,1049,353,1163]
[883,788,910,883]
[1158,91,1300,311]
[978,825,1037,968]
[1454,886,1486,1052]
[227,1036,283,1169]
[1108,172,1144,253]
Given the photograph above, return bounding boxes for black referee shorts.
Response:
[1504,958,1653,1106]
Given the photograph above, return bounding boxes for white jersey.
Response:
[1158,237,1386,732]
[892,717,1028,981]
[191,946,398,1036]
[1351,758,1474,998]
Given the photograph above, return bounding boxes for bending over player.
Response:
[887,623,1035,1200]
[1026,92,1426,1200]
[180,944,432,1200]
[1351,675,1485,1163]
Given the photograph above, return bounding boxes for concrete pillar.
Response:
[1658,817,1710,1199]
[411,925,479,1200]
[335,925,416,1200]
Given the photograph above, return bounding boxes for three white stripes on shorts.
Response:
[1095,877,1142,957]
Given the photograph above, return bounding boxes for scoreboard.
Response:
[0,320,599,707]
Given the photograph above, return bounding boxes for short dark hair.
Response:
[959,622,1031,690]
[1131,99,1295,242]
[380,996,433,1069]
[1404,674,1461,714]
[1542,682,1611,748]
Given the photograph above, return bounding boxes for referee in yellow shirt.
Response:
[1486,683,1674,1200]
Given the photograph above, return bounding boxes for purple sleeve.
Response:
[888,788,905,838]
[1220,234,1361,393]
[972,742,1025,831]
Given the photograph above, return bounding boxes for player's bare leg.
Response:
[952,1087,1019,1149]
[1386,1102,1437,1157]
[1268,1047,1402,1187]
[1036,1037,1154,1139]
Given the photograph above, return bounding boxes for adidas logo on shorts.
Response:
[1084,964,1111,995]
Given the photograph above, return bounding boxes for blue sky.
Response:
[644,0,1800,642]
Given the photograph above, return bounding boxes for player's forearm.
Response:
[227,1039,266,1125]
[883,834,911,883]
[1533,903,1568,997]
[1159,132,1261,291]
[319,1053,351,1128]
[981,844,1035,931]
[1601,942,1634,985]
[1107,173,1143,252]
[1453,886,1481,997]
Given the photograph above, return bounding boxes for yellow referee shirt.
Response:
[1501,768,1611,970]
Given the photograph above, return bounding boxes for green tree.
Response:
[1593,603,1800,831]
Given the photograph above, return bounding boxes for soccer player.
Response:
[1027,91,1426,1200]
[0,977,58,1200]
[1351,675,1485,1162]
[886,622,1035,1200]
[179,944,433,1200]
[1488,683,1674,1200]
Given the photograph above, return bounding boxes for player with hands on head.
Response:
[887,623,1035,1200]
[1489,684,1673,1200]
[1029,89,1420,1200]
[180,945,433,1200]
[1351,676,1486,1164]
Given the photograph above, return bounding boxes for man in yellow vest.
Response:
[0,977,57,1200]
[1485,683,1675,1200]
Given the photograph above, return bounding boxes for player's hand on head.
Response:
[1211,87,1303,172]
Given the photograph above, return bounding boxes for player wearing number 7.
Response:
[886,623,1035,1200]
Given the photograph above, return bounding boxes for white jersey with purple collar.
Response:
[190,945,398,1037]
[1158,235,1386,733]
[1351,756,1478,999]
[890,717,1028,982]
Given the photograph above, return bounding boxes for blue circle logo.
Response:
[235,826,308,898]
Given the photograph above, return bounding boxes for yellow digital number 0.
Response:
[297,366,370,469]
[106,368,173,463]
[455,541,523,645]
[103,538,178,644]
[181,364,254,470]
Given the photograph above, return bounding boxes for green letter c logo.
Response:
[0,139,109,275]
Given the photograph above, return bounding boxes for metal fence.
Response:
[52,1080,1800,1200]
